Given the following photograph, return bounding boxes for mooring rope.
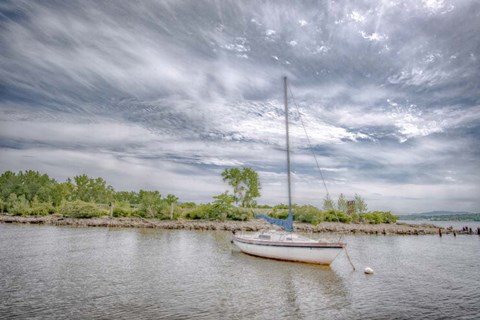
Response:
[344,246,356,271]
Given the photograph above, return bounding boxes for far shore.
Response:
[1,213,474,235]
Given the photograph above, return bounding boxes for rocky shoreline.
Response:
[0,214,472,235]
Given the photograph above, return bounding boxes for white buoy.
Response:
[364,267,374,274]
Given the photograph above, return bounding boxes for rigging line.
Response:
[287,87,330,198]
[288,86,340,224]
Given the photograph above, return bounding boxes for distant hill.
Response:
[398,211,480,222]
[409,211,475,216]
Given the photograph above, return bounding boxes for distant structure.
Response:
[347,200,355,215]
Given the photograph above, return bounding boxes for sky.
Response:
[1,0,479,214]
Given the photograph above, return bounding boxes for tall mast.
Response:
[284,76,293,219]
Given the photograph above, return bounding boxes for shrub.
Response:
[60,201,106,218]
[183,203,244,221]
[184,204,213,220]
[358,211,398,224]
[227,208,253,221]
[112,202,134,217]
[179,202,196,209]
[29,197,55,216]
[269,209,289,219]
[9,194,30,216]
[293,205,323,224]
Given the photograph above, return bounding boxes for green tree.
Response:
[137,190,163,218]
[337,193,347,214]
[0,170,56,203]
[322,194,335,211]
[165,194,179,220]
[114,191,139,204]
[354,193,368,213]
[221,167,261,207]
[213,191,235,208]
[0,171,18,201]
[50,180,75,206]
[18,170,56,202]
[8,194,30,216]
[72,174,115,203]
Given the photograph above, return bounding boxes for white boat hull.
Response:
[233,236,344,265]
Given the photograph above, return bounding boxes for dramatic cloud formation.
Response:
[1,0,479,213]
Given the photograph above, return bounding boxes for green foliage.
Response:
[184,204,225,220]
[213,191,235,208]
[221,167,261,207]
[182,199,253,221]
[0,170,56,203]
[337,193,347,214]
[111,201,134,217]
[60,200,107,218]
[0,169,398,225]
[179,202,196,208]
[329,210,353,223]
[50,181,75,206]
[293,205,323,224]
[165,194,179,220]
[227,208,254,221]
[358,211,398,224]
[355,193,368,213]
[8,194,30,216]
[292,206,353,224]
[29,196,54,216]
[136,190,165,218]
[114,191,140,204]
[269,209,289,219]
[72,175,115,203]
[322,194,335,211]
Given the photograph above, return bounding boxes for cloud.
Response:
[1,0,479,213]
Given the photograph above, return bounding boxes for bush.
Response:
[183,205,207,220]
[227,208,253,221]
[293,205,323,224]
[269,209,289,219]
[179,202,196,209]
[112,203,134,217]
[183,203,252,221]
[9,194,30,216]
[60,201,107,218]
[359,211,398,224]
[29,200,55,216]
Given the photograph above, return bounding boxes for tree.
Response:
[213,191,235,208]
[72,174,115,203]
[114,191,139,204]
[337,193,347,214]
[137,190,163,218]
[165,194,179,220]
[221,167,261,207]
[50,180,75,206]
[322,194,335,211]
[354,193,368,213]
[0,171,18,201]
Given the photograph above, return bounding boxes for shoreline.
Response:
[0,214,472,235]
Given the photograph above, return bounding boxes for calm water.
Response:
[399,219,480,231]
[1,224,479,319]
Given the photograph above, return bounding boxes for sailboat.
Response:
[232,77,346,265]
